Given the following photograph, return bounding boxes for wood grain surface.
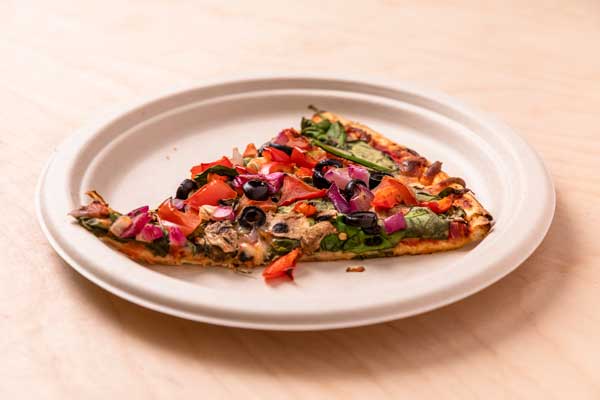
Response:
[2,1,600,398]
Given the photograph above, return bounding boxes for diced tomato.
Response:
[190,156,232,178]
[278,175,327,206]
[259,162,293,175]
[262,146,291,163]
[263,248,302,281]
[184,180,237,209]
[293,201,318,217]
[372,176,417,209]
[420,196,454,214]
[157,199,201,236]
[449,221,469,239]
[243,143,258,158]
[294,166,313,179]
[290,147,317,168]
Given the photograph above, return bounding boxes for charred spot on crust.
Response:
[399,157,426,176]
[346,126,371,142]
[406,148,420,156]
[422,161,442,184]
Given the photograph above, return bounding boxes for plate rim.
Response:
[36,74,555,330]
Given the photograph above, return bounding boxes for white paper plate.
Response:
[36,75,554,330]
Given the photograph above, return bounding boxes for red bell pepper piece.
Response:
[157,199,201,236]
[290,147,317,168]
[262,146,291,163]
[372,176,417,209]
[294,166,313,179]
[278,175,327,206]
[190,156,232,178]
[420,196,454,214]
[242,143,258,158]
[184,180,237,208]
[263,248,301,280]
[259,162,293,175]
[293,201,318,217]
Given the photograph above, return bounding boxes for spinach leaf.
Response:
[145,233,170,257]
[326,121,346,147]
[312,140,395,173]
[415,192,439,202]
[347,142,396,171]
[320,234,343,251]
[193,165,238,186]
[402,207,449,239]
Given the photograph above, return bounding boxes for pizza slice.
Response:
[70,108,493,280]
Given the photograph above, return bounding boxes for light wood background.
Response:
[2,1,600,398]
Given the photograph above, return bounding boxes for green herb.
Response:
[109,212,121,222]
[145,233,170,257]
[301,117,331,141]
[193,165,239,186]
[312,140,395,173]
[415,187,468,202]
[80,217,111,236]
[437,186,467,198]
[271,238,301,255]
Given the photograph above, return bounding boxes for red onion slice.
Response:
[136,224,164,242]
[348,164,370,185]
[212,205,235,221]
[126,205,149,217]
[167,226,187,247]
[120,212,152,238]
[383,212,407,234]
[348,184,374,212]
[327,183,351,213]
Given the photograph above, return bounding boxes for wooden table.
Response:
[2,1,599,398]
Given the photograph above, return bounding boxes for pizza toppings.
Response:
[277,175,327,206]
[70,108,487,280]
[189,155,233,178]
[383,212,407,234]
[238,206,267,229]
[157,198,201,236]
[371,176,417,209]
[185,179,237,208]
[263,248,301,280]
[136,224,164,242]
[175,179,198,200]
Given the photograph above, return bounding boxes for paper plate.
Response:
[36,76,555,330]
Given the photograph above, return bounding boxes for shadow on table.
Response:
[61,190,573,379]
